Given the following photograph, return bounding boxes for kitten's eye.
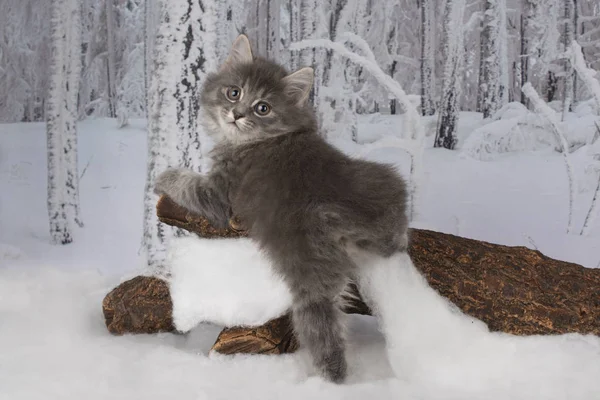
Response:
[254,102,271,116]
[225,86,242,102]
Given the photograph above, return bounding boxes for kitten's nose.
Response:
[232,110,244,120]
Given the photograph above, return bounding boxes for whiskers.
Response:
[235,118,255,132]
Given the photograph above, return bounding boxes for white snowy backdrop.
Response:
[1,0,600,399]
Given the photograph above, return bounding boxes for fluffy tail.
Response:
[357,251,490,382]
[357,252,600,399]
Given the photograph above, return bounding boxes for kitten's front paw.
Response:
[154,168,183,196]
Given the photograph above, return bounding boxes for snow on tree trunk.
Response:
[522,82,575,235]
[563,0,576,118]
[497,0,509,106]
[47,0,83,245]
[266,0,281,61]
[291,0,331,134]
[435,0,466,149]
[572,0,579,104]
[253,0,269,56]
[420,0,435,116]
[66,0,83,228]
[106,0,117,118]
[175,1,217,172]
[144,0,159,116]
[319,0,368,140]
[479,0,502,119]
[569,41,600,112]
[288,0,300,70]
[215,1,248,65]
[143,0,218,272]
[519,7,529,106]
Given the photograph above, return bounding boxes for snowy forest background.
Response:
[2,0,600,267]
[4,0,600,128]
[2,2,600,396]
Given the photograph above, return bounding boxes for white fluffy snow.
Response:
[168,237,291,330]
[1,116,600,399]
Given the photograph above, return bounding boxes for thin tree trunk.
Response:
[389,61,397,115]
[106,0,117,118]
[66,0,83,227]
[144,0,159,116]
[519,11,529,106]
[47,0,82,244]
[562,0,575,119]
[573,0,578,103]
[547,70,558,102]
[255,0,269,57]
[480,0,500,118]
[435,0,465,149]
[476,6,485,113]
[266,0,281,61]
[420,0,435,116]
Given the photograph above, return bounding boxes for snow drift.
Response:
[166,235,600,399]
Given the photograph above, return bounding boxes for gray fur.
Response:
[154,35,409,383]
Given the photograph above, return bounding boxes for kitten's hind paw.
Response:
[319,350,348,384]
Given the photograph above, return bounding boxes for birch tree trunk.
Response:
[266,0,281,61]
[480,0,501,118]
[254,0,269,57]
[66,0,83,228]
[563,0,575,118]
[420,0,435,116]
[519,7,529,106]
[497,0,509,106]
[47,0,82,244]
[288,0,300,70]
[435,0,465,149]
[572,0,578,103]
[143,0,218,272]
[144,0,159,115]
[105,0,117,117]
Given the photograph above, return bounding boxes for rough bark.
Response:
[103,275,175,335]
[212,314,299,355]
[102,197,600,354]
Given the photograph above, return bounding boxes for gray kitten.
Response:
[155,35,409,383]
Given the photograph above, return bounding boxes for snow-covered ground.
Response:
[1,115,599,399]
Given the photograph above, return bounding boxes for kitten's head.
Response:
[201,35,317,144]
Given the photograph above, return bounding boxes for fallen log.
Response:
[102,196,600,354]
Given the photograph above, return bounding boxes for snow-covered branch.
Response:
[338,32,377,63]
[581,172,600,236]
[464,11,483,33]
[522,82,576,234]
[290,38,424,141]
[569,41,600,112]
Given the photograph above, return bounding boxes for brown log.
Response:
[101,196,600,354]
[103,275,175,335]
[211,314,299,355]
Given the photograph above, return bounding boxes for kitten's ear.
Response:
[221,34,253,69]
[282,67,314,106]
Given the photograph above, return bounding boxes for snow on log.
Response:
[101,196,600,354]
